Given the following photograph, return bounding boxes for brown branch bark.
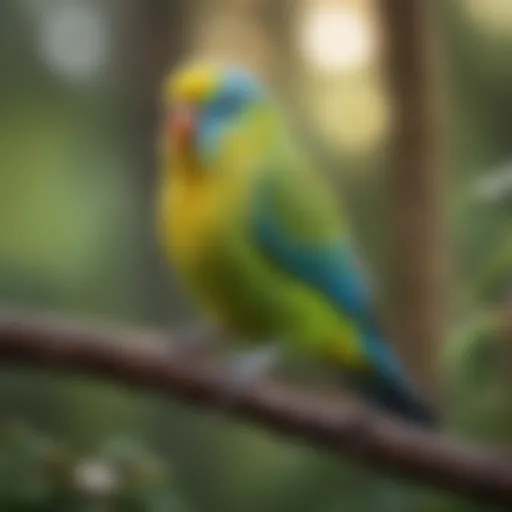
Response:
[377,0,447,396]
[0,310,510,507]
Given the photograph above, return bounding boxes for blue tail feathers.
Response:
[354,330,438,427]
[358,373,438,427]
[345,359,438,427]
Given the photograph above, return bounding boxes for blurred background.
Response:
[0,0,510,510]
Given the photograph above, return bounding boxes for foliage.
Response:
[0,423,189,512]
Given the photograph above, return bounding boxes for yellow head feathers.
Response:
[163,62,223,105]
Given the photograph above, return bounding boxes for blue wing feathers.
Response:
[254,209,404,374]
[255,213,371,320]
[252,187,437,426]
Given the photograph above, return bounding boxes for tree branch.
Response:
[0,310,511,506]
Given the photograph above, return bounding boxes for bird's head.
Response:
[162,62,266,162]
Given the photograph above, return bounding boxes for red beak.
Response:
[169,104,196,148]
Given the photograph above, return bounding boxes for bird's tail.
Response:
[344,328,438,428]
[356,372,438,428]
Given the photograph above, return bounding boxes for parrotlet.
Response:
[157,61,437,427]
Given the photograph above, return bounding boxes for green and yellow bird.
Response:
[157,61,436,426]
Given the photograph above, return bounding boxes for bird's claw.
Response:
[219,345,281,406]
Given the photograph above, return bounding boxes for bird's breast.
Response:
[159,175,225,271]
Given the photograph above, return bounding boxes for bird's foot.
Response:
[219,345,281,406]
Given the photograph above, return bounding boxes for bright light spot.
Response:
[74,459,118,496]
[306,79,390,153]
[36,1,111,86]
[465,0,512,34]
[475,162,512,202]
[300,6,375,72]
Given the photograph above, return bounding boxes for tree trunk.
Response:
[377,0,447,398]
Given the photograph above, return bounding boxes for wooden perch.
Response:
[0,310,511,507]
